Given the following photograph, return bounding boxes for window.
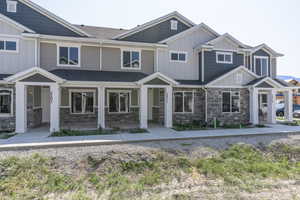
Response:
[108,91,130,113]
[7,1,17,13]
[0,89,12,116]
[70,90,94,114]
[0,39,17,52]
[222,91,240,113]
[170,20,178,30]
[170,51,187,62]
[122,50,141,69]
[254,56,269,76]
[58,46,80,66]
[174,92,193,113]
[216,52,233,64]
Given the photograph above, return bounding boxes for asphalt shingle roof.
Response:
[74,25,127,39]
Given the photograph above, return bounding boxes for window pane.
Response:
[119,93,129,112]
[131,51,140,68]
[122,51,131,68]
[71,92,82,113]
[59,47,69,65]
[0,41,4,50]
[171,53,178,61]
[174,92,183,112]
[0,93,11,114]
[255,58,261,75]
[184,92,193,113]
[179,53,186,61]
[217,54,224,62]
[261,58,268,76]
[84,92,94,113]
[69,47,79,65]
[109,93,119,112]
[222,92,231,112]
[225,54,232,62]
[231,94,240,113]
[5,41,16,51]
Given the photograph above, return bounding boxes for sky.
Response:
[32,0,300,77]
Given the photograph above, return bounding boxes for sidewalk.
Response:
[0,124,300,150]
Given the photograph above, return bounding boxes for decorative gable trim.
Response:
[0,13,35,33]
[19,0,91,37]
[137,72,179,86]
[250,77,284,88]
[113,11,195,40]
[250,43,283,57]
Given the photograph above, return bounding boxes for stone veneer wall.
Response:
[60,108,98,128]
[173,88,206,125]
[0,84,15,131]
[27,108,43,128]
[105,107,140,128]
[207,88,250,125]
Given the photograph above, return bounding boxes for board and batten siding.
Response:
[0,20,36,74]
[157,27,216,80]
[101,47,154,74]
[40,43,100,71]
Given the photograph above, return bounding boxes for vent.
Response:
[7,0,17,13]
[170,20,178,30]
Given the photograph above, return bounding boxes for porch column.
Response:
[15,83,27,133]
[249,88,259,124]
[165,86,173,128]
[284,90,293,121]
[97,87,105,129]
[140,86,148,129]
[267,90,277,124]
[50,84,60,132]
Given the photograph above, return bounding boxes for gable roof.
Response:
[158,23,220,44]
[113,11,195,40]
[74,25,128,39]
[0,13,35,33]
[246,76,285,88]
[0,0,90,37]
[250,43,284,57]
[137,72,179,85]
[202,33,248,49]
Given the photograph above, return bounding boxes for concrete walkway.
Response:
[0,124,300,150]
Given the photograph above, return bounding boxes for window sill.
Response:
[58,64,80,67]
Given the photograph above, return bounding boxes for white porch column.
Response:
[97,87,105,129]
[249,88,259,124]
[140,86,148,129]
[165,86,173,128]
[50,84,60,132]
[267,90,277,124]
[284,90,293,122]
[15,83,27,133]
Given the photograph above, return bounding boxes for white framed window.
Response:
[222,91,240,113]
[170,20,178,30]
[0,89,13,117]
[57,44,80,67]
[108,90,131,113]
[0,38,18,53]
[216,52,233,64]
[170,51,187,63]
[254,56,269,76]
[121,49,141,70]
[7,0,17,13]
[173,91,194,113]
[69,90,95,114]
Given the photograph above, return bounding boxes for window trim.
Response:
[170,20,178,30]
[57,44,81,67]
[0,88,13,117]
[107,90,132,114]
[169,51,188,63]
[69,89,96,115]
[121,49,142,70]
[0,38,19,53]
[254,56,269,76]
[216,51,233,64]
[221,91,240,113]
[173,91,194,114]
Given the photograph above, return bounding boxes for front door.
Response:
[41,87,50,123]
[258,93,268,123]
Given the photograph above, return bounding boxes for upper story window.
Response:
[170,51,187,63]
[254,56,269,76]
[58,45,80,67]
[216,52,233,64]
[0,89,13,116]
[0,39,18,53]
[222,91,240,113]
[170,20,178,30]
[7,0,17,13]
[121,49,141,70]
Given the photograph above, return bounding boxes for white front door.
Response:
[41,87,50,123]
[148,88,153,120]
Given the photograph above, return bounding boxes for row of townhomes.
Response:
[0,0,295,133]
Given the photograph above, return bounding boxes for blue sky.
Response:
[32,0,300,77]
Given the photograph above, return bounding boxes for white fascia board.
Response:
[20,0,91,37]
[62,81,139,88]
[251,44,284,57]
[0,13,35,33]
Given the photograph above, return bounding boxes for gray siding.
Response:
[120,18,191,43]
[40,43,100,71]
[101,47,154,74]
[203,51,244,83]
[252,49,271,77]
